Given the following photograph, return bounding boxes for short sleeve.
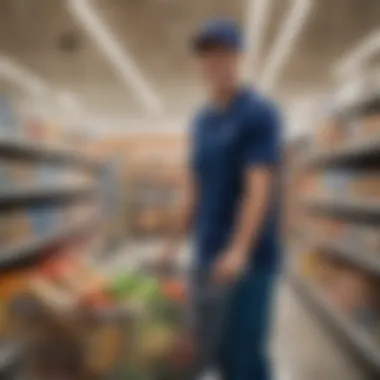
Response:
[242,103,282,168]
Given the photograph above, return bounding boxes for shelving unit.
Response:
[0,138,102,170]
[289,92,380,377]
[0,219,99,271]
[0,137,104,375]
[0,183,96,209]
[292,274,380,377]
[299,138,380,169]
[305,236,380,275]
[302,197,380,217]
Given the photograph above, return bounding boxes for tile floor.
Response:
[272,282,364,380]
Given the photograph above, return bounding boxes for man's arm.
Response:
[231,167,273,256]
[213,167,273,282]
[213,103,281,283]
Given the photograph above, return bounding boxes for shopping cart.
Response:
[9,292,136,380]
[7,264,231,380]
[120,264,232,380]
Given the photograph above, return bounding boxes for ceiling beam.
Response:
[0,55,85,125]
[0,55,49,96]
[68,0,163,115]
[244,0,273,79]
[334,29,380,79]
[260,0,314,93]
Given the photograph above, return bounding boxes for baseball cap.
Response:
[192,19,244,53]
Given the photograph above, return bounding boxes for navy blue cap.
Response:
[192,19,244,53]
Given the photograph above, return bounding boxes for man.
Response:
[157,19,282,380]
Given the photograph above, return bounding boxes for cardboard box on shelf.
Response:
[10,160,37,185]
[316,118,347,148]
[360,114,380,138]
[0,210,34,247]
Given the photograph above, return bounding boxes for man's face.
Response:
[197,46,242,92]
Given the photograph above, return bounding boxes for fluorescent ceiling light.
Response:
[0,54,87,125]
[57,91,81,111]
[244,0,272,78]
[334,29,380,79]
[260,0,314,92]
[68,0,163,114]
[0,55,49,96]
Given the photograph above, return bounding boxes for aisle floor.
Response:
[272,283,363,380]
[102,242,364,380]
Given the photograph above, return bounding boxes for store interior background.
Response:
[1,0,380,379]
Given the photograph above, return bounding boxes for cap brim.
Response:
[192,35,238,54]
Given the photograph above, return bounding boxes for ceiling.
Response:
[0,0,379,133]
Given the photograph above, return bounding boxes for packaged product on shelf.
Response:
[0,299,8,339]
[299,250,321,279]
[0,298,18,340]
[314,217,347,239]
[316,256,342,290]
[333,267,374,316]
[323,170,352,199]
[344,225,363,248]
[0,160,12,189]
[358,101,380,138]
[24,120,63,145]
[60,167,86,186]
[12,210,34,244]
[36,163,65,185]
[10,159,37,185]
[0,213,8,247]
[359,226,380,252]
[0,210,34,247]
[0,95,20,136]
[0,268,36,300]
[350,174,380,199]
[352,275,379,332]
[316,118,347,149]
[301,173,323,199]
[64,201,99,227]
[27,205,63,238]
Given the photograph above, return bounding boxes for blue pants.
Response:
[190,268,277,380]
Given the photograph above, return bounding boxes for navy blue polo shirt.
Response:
[191,88,282,271]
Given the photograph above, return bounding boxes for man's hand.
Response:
[212,247,248,284]
[153,243,177,272]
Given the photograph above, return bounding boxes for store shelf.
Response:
[0,183,96,209]
[0,137,103,170]
[306,236,380,275]
[0,219,100,271]
[291,274,380,376]
[299,138,380,170]
[303,197,380,218]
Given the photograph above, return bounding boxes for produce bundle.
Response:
[107,270,191,379]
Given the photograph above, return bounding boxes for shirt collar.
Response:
[207,86,252,115]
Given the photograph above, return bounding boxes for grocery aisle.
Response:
[1,1,380,379]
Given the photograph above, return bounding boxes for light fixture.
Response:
[0,54,89,127]
[0,55,49,96]
[260,0,314,92]
[334,29,380,79]
[68,0,163,114]
[244,0,272,79]
[57,91,81,111]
